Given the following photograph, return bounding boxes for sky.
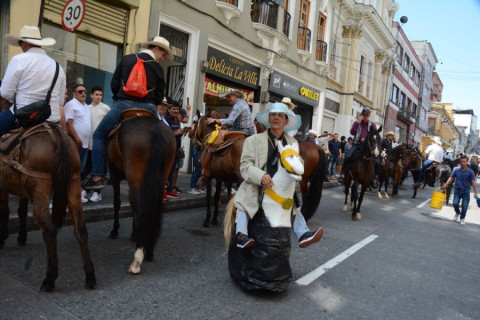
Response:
[395,0,480,117]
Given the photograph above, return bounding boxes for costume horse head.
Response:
[262,141,304,228]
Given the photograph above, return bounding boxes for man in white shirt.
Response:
[414,136,444,186]
[317,131,334,182]
[64,84,91,179]
[0,25,66,136]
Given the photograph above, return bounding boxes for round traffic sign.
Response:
[61,0,86,32]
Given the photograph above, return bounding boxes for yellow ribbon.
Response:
[264,188,294,210]
[205,124,222,144]
[280,148,299,173]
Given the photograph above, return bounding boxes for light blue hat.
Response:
[256,103,302,132]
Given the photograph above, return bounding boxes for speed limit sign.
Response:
[61,0,86,32]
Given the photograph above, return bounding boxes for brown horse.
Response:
[194,111,245,227]
[105,114,175,274]
[254,121,326,221]
[0,96,96,292]
[343,126,382,220]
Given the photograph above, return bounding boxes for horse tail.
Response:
[302,148,326,221]
[223,196,237,251]
[51,125,72,228]
[136,122,166,254]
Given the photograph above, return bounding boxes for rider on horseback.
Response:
[342,108,377,176]
[85,36,173,190]
[205,89,255,135]
[376,131,396,178]
[233,103,323,249]
[0,26,65,136]
[413,136,444,187]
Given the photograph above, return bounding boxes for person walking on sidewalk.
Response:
[443,156,478,225]
[327,133,341,180]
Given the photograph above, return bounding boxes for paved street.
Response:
[1,176,479,320]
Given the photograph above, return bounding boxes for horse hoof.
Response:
[203,220,210,228]
[108,232,118,240]
[352,213,362,221]
[342,205,347,212]
[40,279,55,292]
[211,218,218,225]
[85,275,97,290]
[385,194,390,199]
[128,265,141,275]
[17,236,26,246]
[377,192,382,199]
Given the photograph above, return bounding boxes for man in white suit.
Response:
[234,103,323,248]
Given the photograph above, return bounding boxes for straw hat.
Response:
[256,103,302,133]
[281,97,296,110]
[308,129,318,136]
[432,136,442,145]
[140,36,173,61]
[386,131,395,137]
[5,25,56,47]
[219,88,244,99]
[446,147,453,153]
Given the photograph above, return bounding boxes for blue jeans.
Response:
[190,147,202,189]
[0,109,16,136]
[79,147,88,179]
[91,100,159,176]
[166,154,178,192]
[417,159,435,183]
[453,188,470,220]
[229,126,254,135]
[327,155,338,175]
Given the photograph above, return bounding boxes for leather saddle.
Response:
[0,125,40,155]
[426,161,439,171]
[108,108,155,139]
[211,130,248,146]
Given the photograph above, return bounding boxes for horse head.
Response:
[195,112,222,145]
[366,125,382,159]
[406,148,423,171]
[277,141,304,180]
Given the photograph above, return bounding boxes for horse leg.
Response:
[129,190,136,242]
[0,193,9,248]
[109,174,122,239]
[203,176,212,227]
[384,178,390,199]
[68,181,96,289]
[128,247,144,275]
[17,197,28,246]
[350,183,356,210]
[353,186,367,221]
[412,185,418,199]
[211,179,222,226]
[377,179,383,199]
[343,178,349,212]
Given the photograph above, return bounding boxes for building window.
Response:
[358,55,365,91]
[392,85,399,104]
[397,44,403,65]
[406,98,412,113]
[316,11,327,62]
[299,0,310,27]
[399,92,406,110]
[403,55,410,72]
[410,65,415,79]
[415,70,421,86]
[325,98,339,113]
[412,103,417,116]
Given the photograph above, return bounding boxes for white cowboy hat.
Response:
[307,129,318,136]
[219,88,244,99]
[385,131,395,137]
[281,97,296,110]
[432,136,442,145]
[140,36,174,61]
[5,25,56,47]
[446,147,453,153]
[256,103,302,133]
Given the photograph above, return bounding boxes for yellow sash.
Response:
[264,188,294,210]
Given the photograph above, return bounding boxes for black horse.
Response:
[343,126,382,220]
[411,159,453,199]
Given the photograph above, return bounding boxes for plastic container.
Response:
[430,187,446,210]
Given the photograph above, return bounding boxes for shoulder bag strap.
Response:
[44,62,60,105]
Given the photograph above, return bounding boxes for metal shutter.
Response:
[43,0,128,44]
[321,116,335,133]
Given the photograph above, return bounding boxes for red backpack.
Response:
[123,55,148,98]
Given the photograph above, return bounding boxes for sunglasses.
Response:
[75,90,87,94]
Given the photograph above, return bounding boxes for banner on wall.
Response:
[204,77,254,102]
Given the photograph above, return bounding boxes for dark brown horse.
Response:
[106,114,175,274]
[343,126,382,220]
[254,121,326,221]
[195,111,245,227]
[411,158,453,200]
[0,96,96,291]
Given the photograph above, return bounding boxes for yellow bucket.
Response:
[430,187,446,210]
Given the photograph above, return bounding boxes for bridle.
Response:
[363,131,379,160]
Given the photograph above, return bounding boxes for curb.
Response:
[7,181,341,234]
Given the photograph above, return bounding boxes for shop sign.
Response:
[268,71,320,106]
[204,77,253,101]
[206,47,260,89]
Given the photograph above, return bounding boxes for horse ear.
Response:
[378,125,383,133]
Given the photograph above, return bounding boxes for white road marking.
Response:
[296,234,379,286]
[416,199,431,208]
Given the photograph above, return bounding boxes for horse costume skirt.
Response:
[228,209,292,292]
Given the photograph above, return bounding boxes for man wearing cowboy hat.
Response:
[444,147,453,160]
[234,103,322,249]
[85,36,173,190]
[206,88,255,135]
[381,131,396,154]
[0,25,66,136]
[414,136,444,187]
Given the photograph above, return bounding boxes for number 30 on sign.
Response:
[61,0,86,32]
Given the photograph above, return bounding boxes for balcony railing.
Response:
[282,10,291,37]
[251,1,278,30]
[315,39,327,62]
[217,0,238,6]
[297,26,311,51]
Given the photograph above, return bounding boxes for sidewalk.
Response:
[429,188,480,226]
[7,173,342,234]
